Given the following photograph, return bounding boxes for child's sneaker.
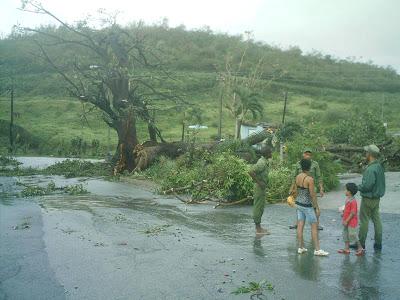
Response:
[314,249,329,256]
[297,247,308,254]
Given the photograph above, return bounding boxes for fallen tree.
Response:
[132,129,274,172]
[241,129,274,146]
[325,139,400,170]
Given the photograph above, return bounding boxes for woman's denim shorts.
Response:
[296,205,317,224]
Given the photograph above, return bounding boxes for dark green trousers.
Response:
[253,184,266,225]
[358,197,382,247]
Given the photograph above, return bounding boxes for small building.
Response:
[240,123,263,140]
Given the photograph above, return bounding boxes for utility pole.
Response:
[181,110,186,142]
[381,94,387,133]
[9,79,14,154]
[217,86,223,140]
[107,127,111,155]
[282,91,288,124]
[280,91,288,161]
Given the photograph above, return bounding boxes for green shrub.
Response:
[144,152,253,201]
[64,183,89,195]
[143,156,178,182]
[207,153,253,199]
[0,156,21,168]
[91,139,100,156]
[70,137,88,156]
[266,157,292,203]
[285,132,342,192]
[21,185,49,197]
[322,109,349,123]
[44,159,111,178]
[20,181,89,197]
[329,111,386,146]
[21,181,56,197]
[276,121,304,142]
[214,139,257,162]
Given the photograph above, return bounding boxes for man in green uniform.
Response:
[289,148,324,230]
[358,144,385,251]
[249,147,271,236]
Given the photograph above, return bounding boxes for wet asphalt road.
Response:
[1,172,400,300]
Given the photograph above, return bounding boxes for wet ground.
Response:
[14,157,105,170]
[1,165,400,299]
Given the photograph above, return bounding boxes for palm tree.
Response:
[226,86,264,139]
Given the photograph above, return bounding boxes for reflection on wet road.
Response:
[1,173,400,299]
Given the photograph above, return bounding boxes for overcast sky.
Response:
[1,0,400,72]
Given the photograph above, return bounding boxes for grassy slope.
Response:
[1,74,399,157]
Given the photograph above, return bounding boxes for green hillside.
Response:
[1,24,399,156]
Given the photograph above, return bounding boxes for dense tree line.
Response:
[1,22,400,97]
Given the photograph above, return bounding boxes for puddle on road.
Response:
[1,171,400,299]
[37,191,253,245]
[0,174,252,244]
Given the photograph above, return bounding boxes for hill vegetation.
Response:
[1,22,399,156]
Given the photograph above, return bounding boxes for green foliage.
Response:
[20,181,56,197]
[43,159,111,178]
[229,86,264,120]
[3,24,400,96]
[1,21,400,158]
[0,166,40,176]
[285,130,342,191]
[143,156,179,182]
[214,139,257,162]
[21,185,49,197]
[144,152,253,201]
[266,156,293,202]
[232,280,274,295]
[0,155,21,167]
[20,181,89,197]
[91,139,101,156]
[322,109,349,123]
[0,161,107,179]
[276,121,304,142]
[0,119,41,152]
[329,111,386,146]
[64,183,89,195]
[70,137,88,156]
[0,98,115,157]
[208,153,253,199]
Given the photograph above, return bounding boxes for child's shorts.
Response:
[342,226,358,243]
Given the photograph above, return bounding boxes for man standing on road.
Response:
[249,147,271,236]
[289,148,324,230]
[358,144,385,251]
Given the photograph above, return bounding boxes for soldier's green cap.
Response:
[303,148,313,153]
[363,144,380,155]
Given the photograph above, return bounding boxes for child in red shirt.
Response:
[338,183,364,256]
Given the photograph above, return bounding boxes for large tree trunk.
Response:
[114,111,139,174]
[242,129,272,146]
[133,142,189,172]
[148,122,158,143]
